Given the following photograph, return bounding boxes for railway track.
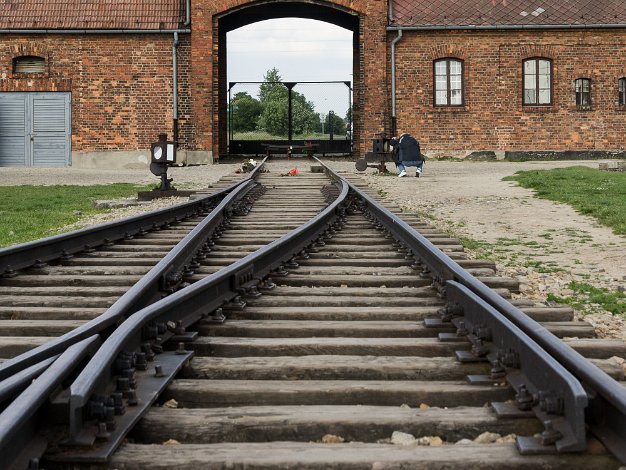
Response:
[0,158,624,469]
[0,162,328,363]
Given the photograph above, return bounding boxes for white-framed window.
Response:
[434,58,464,106]
[523,58,552,105]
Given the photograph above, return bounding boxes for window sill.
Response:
[432,106,468,113]
[575,106,593,112]
[10,73,50,79]
[522,105,554,112]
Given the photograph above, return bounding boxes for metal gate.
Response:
[228,81,352,156]
[0,92,71,167]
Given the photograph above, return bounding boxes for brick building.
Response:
[0,0,624,167]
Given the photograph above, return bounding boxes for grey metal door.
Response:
[0,92,71,167]
[0,94,27,166]
[32,93,71,167]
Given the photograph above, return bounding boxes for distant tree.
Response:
[230,92,262,132]
[258,68,285,104]
[257,67,319,137]
[345,106,352,124]
[292,94,320,135]
[326,111,346,136]
[257,98,287,136]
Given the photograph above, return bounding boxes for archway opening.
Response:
[216,2,359,159]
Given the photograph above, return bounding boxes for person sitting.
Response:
[389,133,425,177]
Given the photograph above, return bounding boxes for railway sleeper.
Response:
[107,441,616,469]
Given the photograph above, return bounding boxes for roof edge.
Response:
[388,23,626,31]
[0,28,191,34]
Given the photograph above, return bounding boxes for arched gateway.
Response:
[192,0,389,161]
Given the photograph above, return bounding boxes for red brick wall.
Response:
[193,0,389,160]
[0,34,189,152]
[2,17,623,162]
[392,29,626,155]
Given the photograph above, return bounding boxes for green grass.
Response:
[547,281,626,317]
[0,184,149,248]
[504,167,626,235]
[457,236,492,256]
[523,260,564,274]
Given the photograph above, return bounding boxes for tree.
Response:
[230,92,262,133]
[323,111,346,136]
[256,67,320,137]
[292,94,320,135]
[258,68,285,104]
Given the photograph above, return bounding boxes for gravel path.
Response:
[2,159,624,342]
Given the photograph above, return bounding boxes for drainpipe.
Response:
[184,0,191,26]
[176,0,189,148]
[390,29,403,137]
[172,32,179,144]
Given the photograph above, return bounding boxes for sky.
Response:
[227,18,353,117]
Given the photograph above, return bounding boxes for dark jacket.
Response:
[390,134,423,162]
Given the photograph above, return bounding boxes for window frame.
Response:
[433,58,465,107]
[522,57,553,106]
[619,77,626,106]
[575,78,592,109]
[12,55,47,75]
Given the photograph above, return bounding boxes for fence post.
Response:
[285,82,296,144]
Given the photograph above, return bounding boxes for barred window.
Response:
[619,78,626,105]
[13,56,46,74]
[523,58,552,105]
[575,78,591,108]
[434,59,464,106]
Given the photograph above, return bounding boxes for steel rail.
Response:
[0,335,101,470]
[0,170,255,275]
[65,164,349,454]
[339,166,626,462]
[0,160,267,381]
[0,355,57,405]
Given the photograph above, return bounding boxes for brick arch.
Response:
[10,42,48,60]
[519,45,555,61]
[428,45,468,62]
[190,0,388,161]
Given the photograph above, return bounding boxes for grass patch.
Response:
[458,236,495,260]
[504,167,626,235]
[523,260,564,274]
[0,184,150,248]
[547,281,626,317]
